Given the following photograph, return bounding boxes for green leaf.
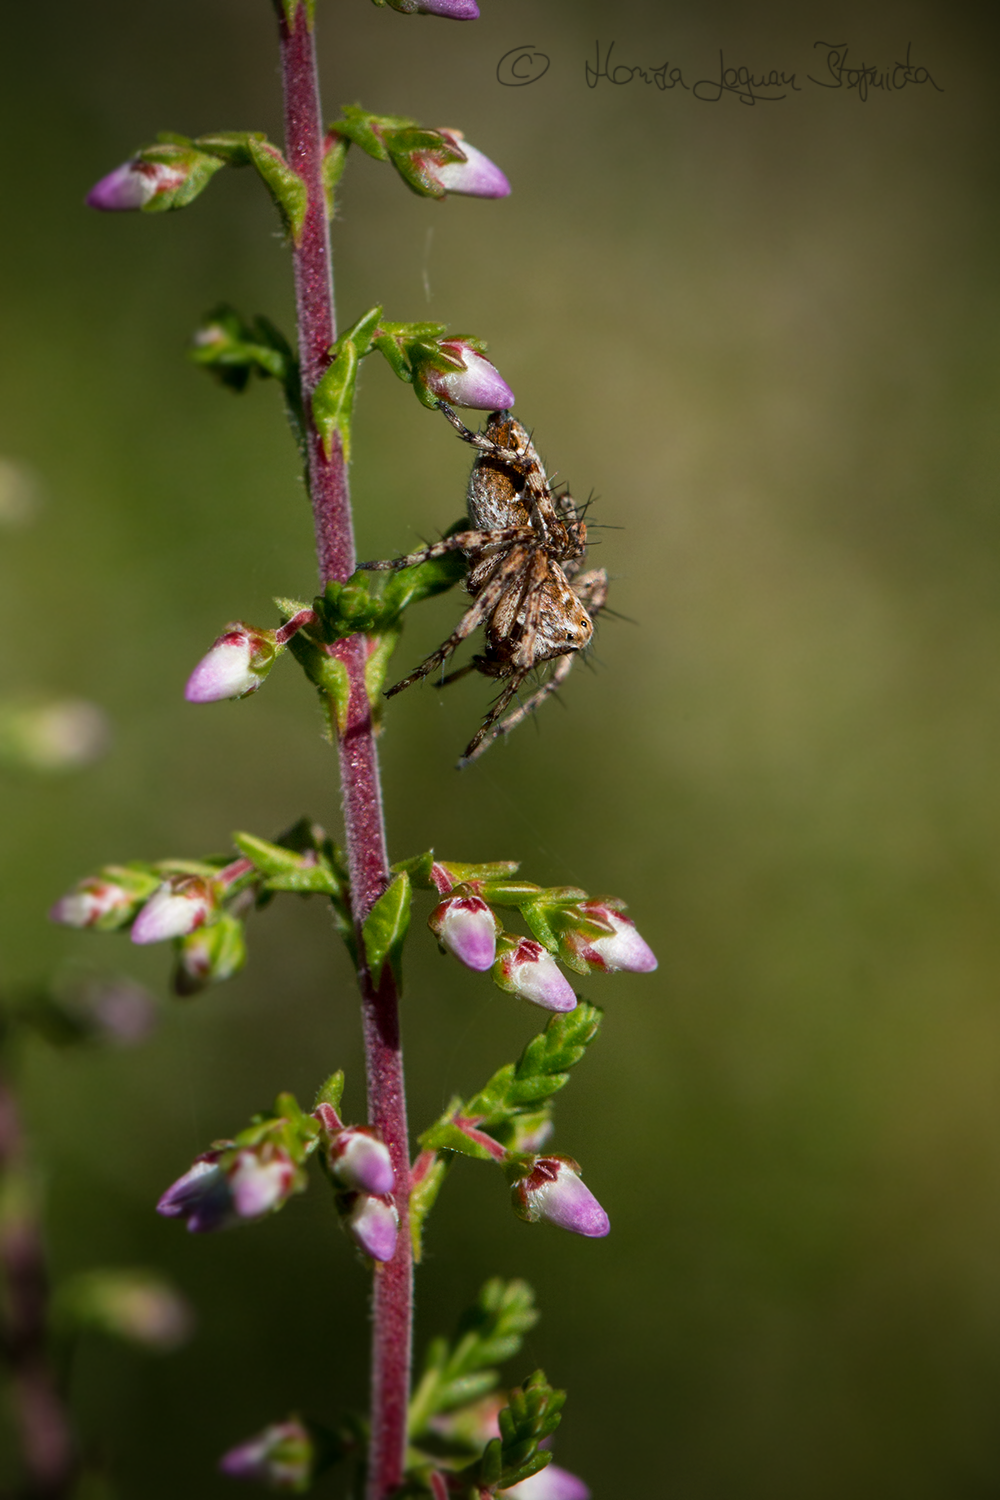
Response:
[313,1071,345,1112]
[192,130,266,167]
[468,1371,564,1494]
[232,830,341,897]
[311,306,382,463]
[419,1004,602,1159]
[380,540,469,615]
[409,1152,449,1263]
[408,1280,538,1439]
[137,143,226,212]
[362,872,412,987]
[331,105,416,162]
[247,136,308,241]
[390,850,437,888]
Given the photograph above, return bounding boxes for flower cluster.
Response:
[155,1085,401,1264]
[422,858,657,1014]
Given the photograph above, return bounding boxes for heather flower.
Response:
[184,624,277,703]
[383,0,480,18]
[156,1153,236,1233]
[219,1417,314,1490]
[429,893,500,971]
[228,1148,299,1219]
[130,876,214,944]
[328,1127,395,1196]
[416,341,515,411]
[86,157,187,211]
[347,1194,398,1262]
[559,901,657,975]
[494,939,577,1012]
[157,1144,299,1232]
[174,913,247,994]
[50,877,135,930]
[404,128,509,199]
[512,1157,609,1238]
[500,1463,591,1499]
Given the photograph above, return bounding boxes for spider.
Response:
[357,402,608,765]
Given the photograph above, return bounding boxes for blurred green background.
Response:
[3,0,1000,1494]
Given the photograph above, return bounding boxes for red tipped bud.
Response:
[328,1127,395,1196]
[347,1194,398,1262]
[512,1156,609,1239]
[417,341,515,411]
[50,865,160,931]
[86,144,224,213]
[184,624,278,703]
[425,130,510,197]
[429,894,500,971]
[494,939,577,1012]
[130,876,214,945]
[559,901,657,975]
[87,158,187,210]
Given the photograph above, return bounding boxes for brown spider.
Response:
[357,403,608,765]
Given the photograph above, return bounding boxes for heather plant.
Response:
[46,3,657,1497]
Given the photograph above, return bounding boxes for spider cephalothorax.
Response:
[358,403,608,764]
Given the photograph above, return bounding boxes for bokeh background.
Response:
[3,0,1000,1494]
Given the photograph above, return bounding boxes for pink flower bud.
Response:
[228,1148,298,1219]
[328,1127,395,1196]
[429,894,499,971]
[418,342,515,411]
[184,625,277,703]
[420,130,510,198]
[512,1157,609,1239]
[157,1153,237,1233]
[86,158,187,211]
[495,940,577,1013]
[500,1464,591,1500]
[49,877,133,929]
[347,1194,399,1262]
[414,0,480,16]
[131,876,213,945]
[219,1418,314,1489]
[561,902,657,974]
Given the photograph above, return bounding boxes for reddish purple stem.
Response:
[277,8,412,1499]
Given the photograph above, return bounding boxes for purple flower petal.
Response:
[330,1129,396,1197]
[426,131,510,198]
[421,345,515,411]
[348,1194,398,1262]
[515,1158,610,1239]
[416,0,480,16]
[430,895,499,971]
[497,940,578,1012]
[131,880,211,945]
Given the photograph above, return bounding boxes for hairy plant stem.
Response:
[277,7,412,1498]
[0,1065,75,1499]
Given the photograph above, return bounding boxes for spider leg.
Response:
[384,545,533,697]
[458,676,527,766]
[459,569,610,764]
[509,549,552,673]
[356,526,534,572]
